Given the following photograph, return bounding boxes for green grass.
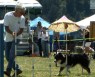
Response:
[4,53,95,77]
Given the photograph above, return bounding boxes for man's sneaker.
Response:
[12,69,22,77]
[4,71,11,77]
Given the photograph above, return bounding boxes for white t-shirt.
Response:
[35,26,42,39]
[41,31,49,41]
[4,11,25,42]
[38,30,42,39]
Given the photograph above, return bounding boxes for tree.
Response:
[37,0,94,22]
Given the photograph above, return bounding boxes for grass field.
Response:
[4,52,95,77]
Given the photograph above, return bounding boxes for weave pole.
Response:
[31,30,35,77]
[32,58,35,77]
[14,30,17,77]
[48,30,52,77]
[49,55,52,77]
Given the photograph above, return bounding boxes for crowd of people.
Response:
[31,21,50,57]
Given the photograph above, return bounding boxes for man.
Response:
[35,21,43,56]
[4,3,26,77]
[41,27,49,57]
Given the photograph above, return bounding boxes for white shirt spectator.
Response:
[42,31,49,41]
[38,30,42,39]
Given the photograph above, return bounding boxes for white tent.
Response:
[0,20,4,24]
[0,0,42,8]
[0,0,16,7]
[0,0,42,9]
[17,0,42,8]
[17,0,42,19]
[0,0,42,19]
[76,14,95,29]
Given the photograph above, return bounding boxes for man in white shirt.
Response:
[4,3,26,77]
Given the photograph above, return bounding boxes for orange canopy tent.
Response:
[49,15,80,32]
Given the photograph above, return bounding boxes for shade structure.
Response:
[0,0,42,8]
[17,0,42,9]
[49,15,80,32]
[0,0,17,7]
[29,17,50,28]
[76,14,95,29]
[29,16,53,35]
[0,0,42,16]
[17,0,42,18]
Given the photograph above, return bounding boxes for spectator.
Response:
[41,27,49,57]
[4,3,26,77]
[35,21,43,56]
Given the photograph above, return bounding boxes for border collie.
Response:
[54,52,91,75]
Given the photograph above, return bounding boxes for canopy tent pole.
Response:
[0,24,4,77]
[27,8,29,18]
[81,29,86,74]
[64,23,68,76]
[83,29,86,48]
[47,30,52,77]
[4,6,7,13]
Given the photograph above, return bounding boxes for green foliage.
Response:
[37,0,95,22]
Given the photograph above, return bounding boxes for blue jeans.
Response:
[41,40,49,57]
[5,39,20,73]
[38,38,42,56]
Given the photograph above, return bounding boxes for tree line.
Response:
[38,0,95,23]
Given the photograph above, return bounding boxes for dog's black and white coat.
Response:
[54,52,91,75]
